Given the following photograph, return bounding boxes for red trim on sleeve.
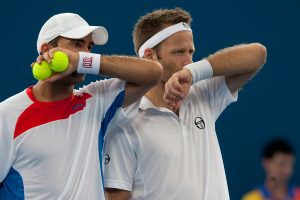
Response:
[14,87,92,139]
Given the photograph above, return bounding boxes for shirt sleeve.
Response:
[103,126,137,191]
[0,114,14,182]
[193,76,238,121]
[78,78,140,122]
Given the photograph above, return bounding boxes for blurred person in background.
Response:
[242,138,300,200]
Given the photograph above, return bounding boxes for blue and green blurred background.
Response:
[1,0,299,199]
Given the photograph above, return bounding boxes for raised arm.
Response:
[100,56,163,107]
[38,48,163,107]
[207,43,267,93]
[163,43,267,107]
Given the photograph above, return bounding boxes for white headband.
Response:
[138,22,192,57]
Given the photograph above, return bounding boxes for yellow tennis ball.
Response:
[50,51,69,72]
[32,61,53,80]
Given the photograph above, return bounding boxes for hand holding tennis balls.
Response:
[50,51,69,72]
[32,51,69,80]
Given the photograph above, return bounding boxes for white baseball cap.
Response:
[37,13,108,53]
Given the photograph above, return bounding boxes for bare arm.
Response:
[105,188,131,200]
[207,43,267,93]
[163,43,267,107]
[100,56,163,107]
[38,48,163,107]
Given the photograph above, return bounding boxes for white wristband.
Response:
[77,52,101,74]
[184,59,213,84]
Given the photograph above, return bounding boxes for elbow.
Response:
[251,43,267,69]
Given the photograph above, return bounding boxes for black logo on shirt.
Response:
[104,154,110,165]
[194,117,205,129]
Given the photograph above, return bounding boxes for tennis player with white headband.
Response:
[104,8,267,200]
[138,22,192,57]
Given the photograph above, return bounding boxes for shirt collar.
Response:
[139,96,160,110]
[139,96,189,114]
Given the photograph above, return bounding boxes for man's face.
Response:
[263,152,295,184]
[153,31,195,83]
[54,34,94,85]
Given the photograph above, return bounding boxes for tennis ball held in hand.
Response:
[49,51,69,72]
[32,61,53,80]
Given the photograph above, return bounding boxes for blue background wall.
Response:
[1,0,299,199]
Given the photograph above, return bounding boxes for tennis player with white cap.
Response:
[0,13,162,199]
[103,8,267,200]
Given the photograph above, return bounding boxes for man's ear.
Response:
[40,43,51,55]
[143,48,158,60]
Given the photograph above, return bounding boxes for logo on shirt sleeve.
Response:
[194,117,205,129]
[104,154,110,165]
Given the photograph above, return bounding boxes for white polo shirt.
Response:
[0,78,137,200]
[103,76,237,200]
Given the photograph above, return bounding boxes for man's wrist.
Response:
[183,59,213,84]
[77,52,101,74]
[182,68,193,84]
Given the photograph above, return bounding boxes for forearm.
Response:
[206,43,267,77]
[100,56,163,86]
[167,43,267,103]
[40,49,163,84]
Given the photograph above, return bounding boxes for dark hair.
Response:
[133,7,192,56]
[48,37,60,47]
[263,138,295,159]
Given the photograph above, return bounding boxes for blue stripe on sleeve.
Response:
[98,90,125,184]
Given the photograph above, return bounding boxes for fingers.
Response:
[167,75,183,92]
[163,69,192,109]
[33,47,79,82]
[164,75,184,102]
[48,47,65,57]
[36,49,55,64]
[171,78,183,92]
[43,52,52,63]
[36,55,45,64]
[166,81,184,98]
[172,101,182,111]
[164,87,184,102]
[163,94,177,108]
[48,47,79,72]
[163,94,182,111]
[38,47,69,63]
[163,86,184,109]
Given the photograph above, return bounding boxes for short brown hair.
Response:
[48,37,60,47]
[133,7,192,55]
